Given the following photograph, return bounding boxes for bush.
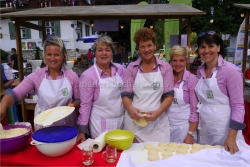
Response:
[1,49,9,61]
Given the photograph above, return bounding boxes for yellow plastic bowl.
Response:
[104,129,134,150]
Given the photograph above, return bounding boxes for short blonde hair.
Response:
[169,45,190,60]
[43,36,68,67]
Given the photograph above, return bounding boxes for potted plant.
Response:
[34,46,41,60]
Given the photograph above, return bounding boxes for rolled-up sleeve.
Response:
[188,73,199,122]
[161,63,174,101]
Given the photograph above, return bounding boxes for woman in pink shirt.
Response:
[77,35,125,142]
[195,30,245,154]
[167,45,199,144]
[0,36,80,130]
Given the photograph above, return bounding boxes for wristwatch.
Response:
[187,131,196,137]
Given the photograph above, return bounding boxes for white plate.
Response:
[34,106,75,126]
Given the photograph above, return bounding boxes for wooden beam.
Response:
[186,17,191,70]
[180,19,188,29]
[19,21,43,31]
[14,19,27,122]
[178,19,182,45]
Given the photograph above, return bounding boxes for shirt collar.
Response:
[45,65,65,75]
[133,57,163,71]
[96,62,117,77]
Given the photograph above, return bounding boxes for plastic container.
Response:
[0,125,31,154]
[104,129,134,150]
[31,126,78,157]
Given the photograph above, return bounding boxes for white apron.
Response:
[34,73,76,130]
[195,70,244,145]
[124,67,170,143]
[167,81,191,143]
[89,65,124,139]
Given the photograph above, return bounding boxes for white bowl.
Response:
[30,136,77,157]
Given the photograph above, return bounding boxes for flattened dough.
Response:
[192,143,202,149]
[214,145,223,149]
[144,144,155,150]
[162,154,172,159]
[148,154,160,161]
[158,142,168,147]
[203,144,212,149]
[179,143,189,149]
[190,148,200,153]
[168,142,179,148]
[162,151,173,156]
[135,114,148,127]
[165,146,175,152]
[148,149,158,155]
[176,148,188,154]
[156,146,165,152]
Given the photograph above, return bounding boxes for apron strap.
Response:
[179,80,184,89]
[93,64,101,80]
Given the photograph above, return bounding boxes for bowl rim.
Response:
[0,125,31,142]
[31,135,77,144]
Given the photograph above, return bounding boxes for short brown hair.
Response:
[133,27,156,50]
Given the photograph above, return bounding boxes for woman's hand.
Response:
[77,132,86,143]
[184,135,194,144]
[224,129,239,154]
[127,106,143,121]
[144,110,161,122]
[68,103,75,107]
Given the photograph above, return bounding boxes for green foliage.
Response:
[0,49,9,61]
[154,20,165,50]
[34,46,41,60]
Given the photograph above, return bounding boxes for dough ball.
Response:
[168,142,179,148]
[135,115,148,127]
[144,144,155,150]
[158,142,168,147]
[176,148,188,154]
[190,148,200,154]
[165,146,176,152]
[161,154,172,160]
[161,151,173,156]
[214,145,223,149]
[203,144,212,149]
[192,143,202,149]
[148,154,160,161]
[179,143,189,149]
[148,149,158,155]
[156,146,165,152]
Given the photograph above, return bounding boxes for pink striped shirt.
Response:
[78,63,125,126]
[174,70,199,122]
[13,66,80,101]
[196,55,245,123]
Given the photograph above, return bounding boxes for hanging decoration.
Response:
[12,0,29,7]
[62,0,78,6]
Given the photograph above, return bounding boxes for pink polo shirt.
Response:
[196,55,245,123]
[12,66,79,102]
[77,63,125,127]
[174,70,199,122]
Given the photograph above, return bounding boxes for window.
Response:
[20,27,26,38]
[92,28,95,35]
[85,25,89,36]
[45,21,55,35]
[76,21,82,38]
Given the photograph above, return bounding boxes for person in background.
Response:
[122,27,174,143]
[76,48,82,70]
[0,36,80,130]
[167,45,199,144]
[195,30,245,154]
[87,48,92,68]
[77,35,125,141]
[10,48,18,70]
[1,61,18,124]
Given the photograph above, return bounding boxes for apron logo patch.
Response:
[118,83,123,90]
[62,88,69,96]
[153,82,160,90]
[206,90,214,99]
[173,98,178,104]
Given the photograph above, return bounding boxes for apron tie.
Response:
[197,101,202,113]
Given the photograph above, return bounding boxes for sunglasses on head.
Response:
[198,31,216,37]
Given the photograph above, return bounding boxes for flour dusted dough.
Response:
[0,128,29,139]
[165,146,175,152]
[148,154,160,161]
[144,144,155,150]
[148,149,158,155]
[161,151,173,156]
[214,145,223,149]
[168,142,179,148]
[158,142,168,147]
[203,144,212,149]
[135,114,148,127]
[192,143,202,149]
[156,146,165,152]
[176,148,188,154]
[34,106,75,126]
[179,143,189,149]
[162,154,172,159]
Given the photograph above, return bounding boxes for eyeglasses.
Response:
[198,31,216,37]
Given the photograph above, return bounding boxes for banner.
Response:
[164,0,192,61]
[234,15,250,69]
[130,1,148,56]
[93,20,118,31]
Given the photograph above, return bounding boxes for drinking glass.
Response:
[102,145,117,163]
[82,146,94,165]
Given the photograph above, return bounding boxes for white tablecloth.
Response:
[117,140,250,167]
